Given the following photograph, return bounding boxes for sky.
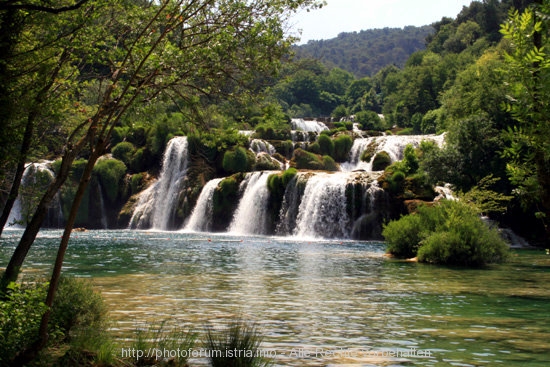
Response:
[291,0,476,44]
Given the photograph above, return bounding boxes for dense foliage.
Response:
[383,200,510,266]
[294,26,434,78]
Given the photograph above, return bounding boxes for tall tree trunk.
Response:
[0,127,91,294]
[13,139,105,365]
[0,112,36,237]
[0,44,72,236]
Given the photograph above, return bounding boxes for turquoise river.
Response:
[1,229,549,366]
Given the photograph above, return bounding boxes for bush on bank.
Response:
[0,276,113,366]
[382,200,510,266]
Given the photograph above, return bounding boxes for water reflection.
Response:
[1,230,549,366]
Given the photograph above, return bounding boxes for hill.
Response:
[294,26,434,78]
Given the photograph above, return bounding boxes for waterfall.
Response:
[249,139,276,155]
[294,172,350,239]
[98,183,108,229]
[276,174,304,236]
[6,161,63,229]
[351,179,386,239]
[342,134,445,172]
[129,136,189,230]
[291,118,329,132]
[6,196,23,229]
[183,178,222,232]
[341,137,376,172]
[228,172,271,235]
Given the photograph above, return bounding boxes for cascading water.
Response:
[276,174,306,236]
[228,172,270,235]
[294,172,351,239]
[129,136,189,230]
[249,139,284,170]
[291,118,329,132]
[6,161,63,229]
[249,139,276,155]
[341,134,445,172]
[183,178,223,232]
[98,183,108,229]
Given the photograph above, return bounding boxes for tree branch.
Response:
[0,0,89,14]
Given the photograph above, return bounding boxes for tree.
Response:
[0,2,90,236]
[1,0,323,362]
[500,0,550,242]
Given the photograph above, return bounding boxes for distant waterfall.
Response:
[294,172,351,239]
[98,183,108,229]
[342,134,445,172]
[249,139,276,155]
[183,178,222,232]
[6,161,63,229]
[129,136,189,230]
[291,118,329,132]
[228,172,270,235]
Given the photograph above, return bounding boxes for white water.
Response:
[342,134,445,172]
[249,139,276,155]
[5,161,61,229]
[98,183,108,229]
[129,136,189,230]
[183,178,222,232]
[228,172,271,235]
[294,172,350,239]
[291,118,329,132]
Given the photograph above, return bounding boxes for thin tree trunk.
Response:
[0,127,90,293]
[0,112,36,237]
[13,139,105,365]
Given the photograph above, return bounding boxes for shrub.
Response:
[212,175,241,230]
[307,142,321,154]
[322,155,338,171]
[317,134,334,157]
[51,277,108,341]
[333,135,353,162]
[254,154,280,171]
[273,140,294,158]
[222,147,249,173]
[0,277,112,366]
[383,200,510,266]
[290,148,324,170]
[93,158,127,202]
[281,167,297,186]
[356,110,384,130]
[382,213,424,258]
[372,151,392,171]
[111,141,136,166]
[0,281,49,365]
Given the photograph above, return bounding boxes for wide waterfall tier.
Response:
[6,161,64,229]
[180,170,387,240]
[342,134,445,172]
[129,136,189,230]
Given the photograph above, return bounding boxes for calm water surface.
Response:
[1,229,549,366]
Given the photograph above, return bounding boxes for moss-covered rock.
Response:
[372,151,392,171]
[212,174,244,231]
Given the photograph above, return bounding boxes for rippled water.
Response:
[1,229,549,366]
